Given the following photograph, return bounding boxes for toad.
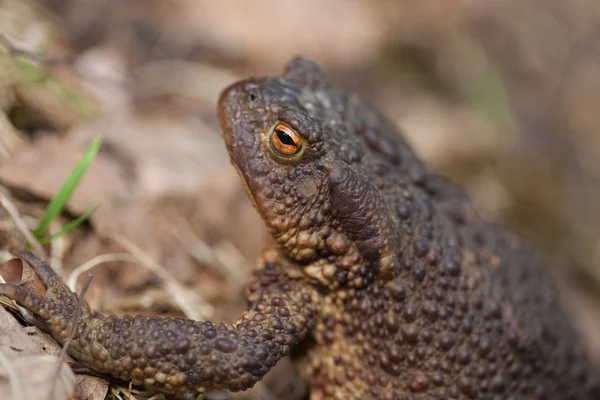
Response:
[1,58,599,399]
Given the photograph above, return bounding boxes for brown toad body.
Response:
[1,58,599,399]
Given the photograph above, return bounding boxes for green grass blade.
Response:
[33,136,102,238]
[38,204,100,245]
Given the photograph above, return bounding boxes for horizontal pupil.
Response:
[276,130,297,146]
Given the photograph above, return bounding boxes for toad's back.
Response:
[219,58,599,399]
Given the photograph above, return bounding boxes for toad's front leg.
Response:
[0,250,318,395]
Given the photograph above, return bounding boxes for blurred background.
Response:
[0,1,599,399]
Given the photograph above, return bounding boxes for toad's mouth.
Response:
[219,120,264,216]
[231,161,261,213]
[217,82,259,211]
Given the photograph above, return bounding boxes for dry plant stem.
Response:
[48,222,67,276]
[66,253,140,292]
[217,240,251,282]
[110,385,161,400]
[50,275,93,400]
[109,231,213,320]
[0,191,46,258]
[0,350,24,400]
[173,218,248,290]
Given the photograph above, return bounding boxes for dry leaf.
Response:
[1,354,77,400]
[0,258,25,285]
[0,257,47,296]
[0,307,75,400]
[75,375,109,400]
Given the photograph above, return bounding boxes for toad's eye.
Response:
[270,123,302,156]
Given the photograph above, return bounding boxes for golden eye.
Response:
[270,123,302,156]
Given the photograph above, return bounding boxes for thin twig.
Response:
[66,253,139,292]
[50,275,92,400]
[48,222,66,276]
[109,383,163,400]
[109,232,213,320]
[0,191,46,259]
[173,217,248,291]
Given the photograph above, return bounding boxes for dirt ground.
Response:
[0,1,599,399]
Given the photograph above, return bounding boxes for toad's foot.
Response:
[0,250,317,395]
[0,249,95,339]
